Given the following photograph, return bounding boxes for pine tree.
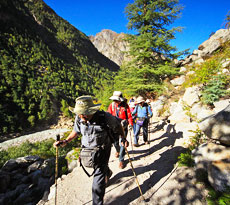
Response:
[118,0,187,95]
[224,11,230,29]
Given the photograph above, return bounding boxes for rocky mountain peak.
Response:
[89,29,130,66]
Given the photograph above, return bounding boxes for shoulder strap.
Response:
[80,159,95,177]
[136,104,139,112]
[124,106,128,120]
[112,102,116,113]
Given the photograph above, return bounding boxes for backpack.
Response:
[98,110,121,143]
[112,102,129,129]
[79,111,120,177]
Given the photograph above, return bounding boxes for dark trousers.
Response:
[92,145,111,205]
[113,127,128,162]
[134,122,148,144]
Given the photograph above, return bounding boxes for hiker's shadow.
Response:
[106,128,186,204]
[130,124,181,161]
[106,146,186,205]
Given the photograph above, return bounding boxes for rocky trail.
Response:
[42,118,208,205]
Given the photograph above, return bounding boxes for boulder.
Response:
[170,75,185,86]
[192,143,230,167]
[190,103,214,121]
[208,160,230,192]
[0,170,10,193]
[192,143,230,191]
[213,100,230,113]
[66,149,79,172]
[182,86,201,107]
[198,29,230,56]
[199,104,230,145]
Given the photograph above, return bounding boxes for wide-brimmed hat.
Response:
[69,96,101,115]
[136,96,145,104]
[109,91,124,102]
[146,99,150,104]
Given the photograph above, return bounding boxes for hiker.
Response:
[132,96,153,146]
[53,96,128,205]
[128,96,135,105]
[107,91,133,169]
[129,102,137,135]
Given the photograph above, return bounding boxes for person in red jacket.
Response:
[107,91,133,169]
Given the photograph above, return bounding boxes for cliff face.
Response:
[89,29,130,66]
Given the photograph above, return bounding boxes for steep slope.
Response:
[0,0,119,135]
[0,0,119,71]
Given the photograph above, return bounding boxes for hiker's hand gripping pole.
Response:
[124,146,146,202]
[55,134,60,205]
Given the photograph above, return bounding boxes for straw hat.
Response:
[109,91,124,102]
[136,96,145,104]
[146,99,150,104]
[69,96,101,115]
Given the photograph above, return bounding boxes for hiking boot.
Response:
[145,141,150,145]
[105,169,113,185]
[133,143,139,147]
[115,152,119,158]
[119,161,125,169]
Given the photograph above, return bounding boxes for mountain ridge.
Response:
[0,0,119,135]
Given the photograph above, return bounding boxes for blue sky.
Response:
[44,0,230,54]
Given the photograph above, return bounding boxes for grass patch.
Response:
[0,132,81,168]
[207,187,230,205]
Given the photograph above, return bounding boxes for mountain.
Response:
[0,0,119,135]
[89,29,130,66]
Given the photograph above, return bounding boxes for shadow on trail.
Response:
[106,127,187,205]
[129,126,183,161]
[151,166,207,205]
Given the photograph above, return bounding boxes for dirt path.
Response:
[42,119,207,205]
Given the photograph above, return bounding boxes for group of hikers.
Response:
[54,91,153,205]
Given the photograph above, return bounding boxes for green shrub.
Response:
[61,99,72,118]
[177,127,207,167]
[182,101,197,121]
[207,187,230,205]
[187,59,220,87]
[28,115,36,127]
[201,75,227,105]
[187,127,207,151]
[178,151,195,167]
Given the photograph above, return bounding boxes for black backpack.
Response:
[79,111,120,177]
[97,110,121,143]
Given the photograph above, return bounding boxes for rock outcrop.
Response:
[192,143,230,192]
[89,29,130,66]
[0,155,64,204]
[199,104,230,146]
[179,29,230,66]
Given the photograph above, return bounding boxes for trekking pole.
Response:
[55,134,60,205]
[124,146,146,202]
[129,126,134,159]
[148,118,151,150]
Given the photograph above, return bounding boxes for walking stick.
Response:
[124,146,146,202]
[129,126,134,159]
[55,134,60,205]
[148,118,151,150]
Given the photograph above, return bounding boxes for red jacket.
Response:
[107,102,133,126]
